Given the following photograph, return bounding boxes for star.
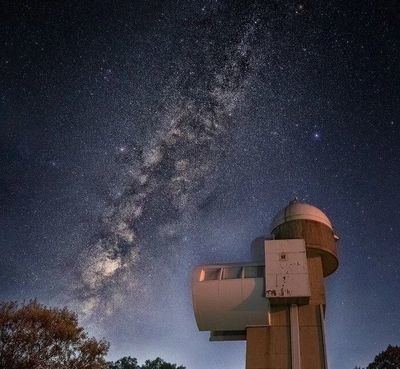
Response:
[312,132,321,140]
[2,2,400,369]
[118,146,127,153]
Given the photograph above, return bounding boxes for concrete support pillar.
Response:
[246,216,337,369]
[290,304,301,369]
[246,306,291,369]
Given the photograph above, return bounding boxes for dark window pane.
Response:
[244,266,264,278]
[203,268,221,281]
[223,267,242,279]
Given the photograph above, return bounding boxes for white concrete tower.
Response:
[192,200,339,369]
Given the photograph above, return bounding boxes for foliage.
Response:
[355,345,400,369]
[0,300,109,369]
[366,345,400,369]
[108,356,139,369]
[108,356,185,369]
[141,357,185,369]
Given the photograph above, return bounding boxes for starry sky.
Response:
[1,1,400,368]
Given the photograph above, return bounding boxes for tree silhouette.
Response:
[108,357,186,369]
[108,356,140,369]
[355,345,400,369]
[0,300,109,369]
[141,357,185,369]
[366,345,400,369]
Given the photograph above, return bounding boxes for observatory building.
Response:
[191,200,339,369]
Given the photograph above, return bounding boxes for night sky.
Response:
[1,1,400,368]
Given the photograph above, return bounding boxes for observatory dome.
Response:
[270,199,333,232]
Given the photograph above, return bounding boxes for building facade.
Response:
[192,200,339,369]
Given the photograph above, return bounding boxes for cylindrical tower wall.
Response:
[271,219,338,277]
[246,201,339,369]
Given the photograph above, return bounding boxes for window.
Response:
[244,266,265,278]
[222,267,242,279]
[202,268,221,281]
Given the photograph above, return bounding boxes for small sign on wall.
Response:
[264,239,311,305]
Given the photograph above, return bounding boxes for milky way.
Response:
[3,2,400,368]
[73,13,262,319]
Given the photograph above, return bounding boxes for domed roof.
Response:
[270,199,333,231]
